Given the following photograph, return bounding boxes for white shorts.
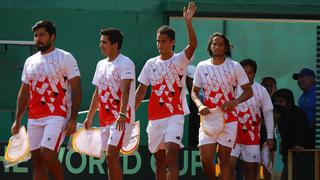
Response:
[27,116,67,152]
[198,121,237,148]
[231,144,261,163]
[147,115,184,153]
[100,121,134,151]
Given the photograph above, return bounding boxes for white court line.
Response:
[0,40,35,45]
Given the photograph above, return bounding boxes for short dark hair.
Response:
[100,28,123,49]
[157,25,175,41]
[207,32,232,57]
[240,58,257,73]
[157,25,175,50]
[261,76,277,85]
[32,20,56,36]
[273,88,295,106]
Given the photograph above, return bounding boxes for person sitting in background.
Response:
[272,88,313,180]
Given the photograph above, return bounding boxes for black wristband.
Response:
[119,112,127,118]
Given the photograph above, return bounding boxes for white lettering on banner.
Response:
[0,147,203,176]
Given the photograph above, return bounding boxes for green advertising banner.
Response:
[0,143,207,179]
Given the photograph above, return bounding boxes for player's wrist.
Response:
[14,119,21,124]
[85,117,92,122]
[197,104,205,110]
[119,112,127,119]
[68,117,77,123]
[233,98,240,106]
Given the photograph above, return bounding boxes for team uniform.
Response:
[138,51,190,153]
[231,82,273,162]
[193,58,249,148]
[92,54,135,149]
[187,64,196,79]
[22,48,80,151]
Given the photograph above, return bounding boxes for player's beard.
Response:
[35,40,52,52]
[213,53,226,59]
[211,48,226,58]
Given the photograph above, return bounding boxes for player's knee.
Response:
[31,152,43,166]
[165,153,178,166]
[40,148,55,162]
[106,153,119,163]
[154,152,166,161]
[200,154,213,166]
[155,159,166,169]
[250,168,260,178]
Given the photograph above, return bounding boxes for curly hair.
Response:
[207,32,232,58]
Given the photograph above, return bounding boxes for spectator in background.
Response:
[261,77,277,96]
[260,76,277,180]
[292,68,316,148]
[273,88,313,180]
[186,64,200,148]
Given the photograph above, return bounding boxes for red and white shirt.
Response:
[193,58,249,123]
[236,82,273,145]
[138,51,190,120]
[93,54,135,126]
[21,48,80,119]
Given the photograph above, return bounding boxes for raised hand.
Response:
[183,1,196,21]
